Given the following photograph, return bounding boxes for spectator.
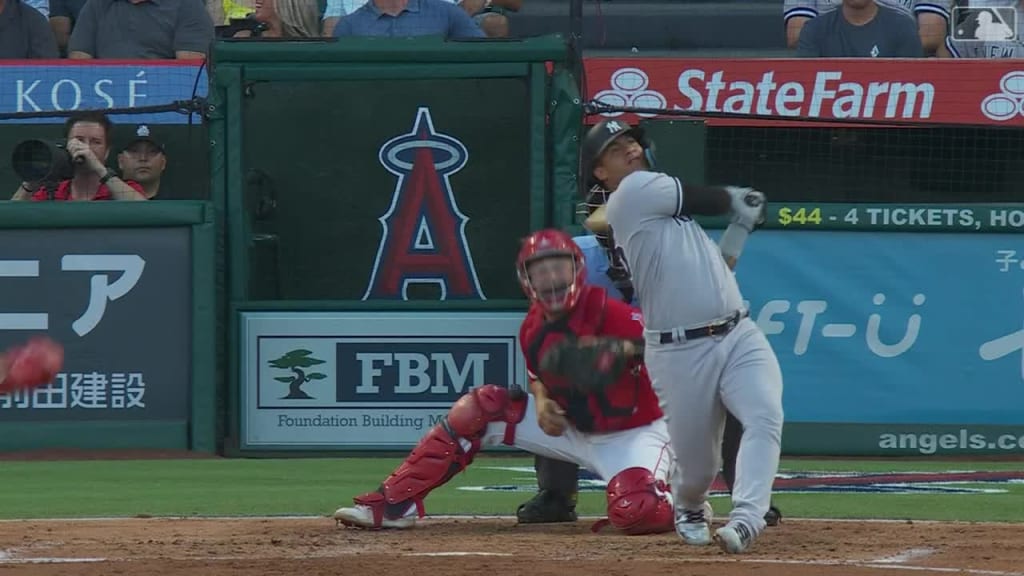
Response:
[207,0,255,25]
[785,0,952,55]
[321,0,354,35]
[941,1,1022,58]
[49,0,86,56]
[248,0,321,37]
[0,0,59,58]
[11,112,146,202]
[117,125,167,200]
[333,0,485,38]
[69,0,215,60]
[24,0,45,16]
[453,0,519,38]
[796,0,924,57]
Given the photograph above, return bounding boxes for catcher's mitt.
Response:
[539,336,631,394]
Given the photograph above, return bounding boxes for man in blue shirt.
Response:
[333,0,485,38]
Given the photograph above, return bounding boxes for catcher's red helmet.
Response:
[516,229,586,314]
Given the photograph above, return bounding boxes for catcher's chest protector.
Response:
[525,286,608,383]
[527,288,639,432]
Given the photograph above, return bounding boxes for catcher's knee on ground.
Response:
[595,467,673,535]
[338,384,527,528]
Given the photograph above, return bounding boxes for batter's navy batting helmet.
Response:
[580,119,656,193]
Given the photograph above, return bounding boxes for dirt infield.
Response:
[0,516,1021,576]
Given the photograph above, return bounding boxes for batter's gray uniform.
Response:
[604,170,784,537]
[945,0,1023,58]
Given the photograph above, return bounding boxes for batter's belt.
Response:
[648,309,749,345]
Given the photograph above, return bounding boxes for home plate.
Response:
[405,552,514,557]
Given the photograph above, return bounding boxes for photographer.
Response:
[12,111,147,202]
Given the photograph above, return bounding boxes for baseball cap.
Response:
[122,125,165,154]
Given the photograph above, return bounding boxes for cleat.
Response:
[674,501,713,545]
[765,505,782,527]
[516,489,578,524]
[333,504,416,530]
[715,522,754,554]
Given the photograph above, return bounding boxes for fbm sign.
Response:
[338,339,513,405]
[239,310,527,450]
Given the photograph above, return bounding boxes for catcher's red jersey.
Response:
[520,285,663,433]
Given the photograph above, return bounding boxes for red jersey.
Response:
[30,179,145,201]
[519,284,663,433]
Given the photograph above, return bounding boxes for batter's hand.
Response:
[725,186,766,232]
[536,398,569,436]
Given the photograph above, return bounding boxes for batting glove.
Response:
[725,186,767,232]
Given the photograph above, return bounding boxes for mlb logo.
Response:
[951,6,1018,42]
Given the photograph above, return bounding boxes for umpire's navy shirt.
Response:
[333,0,486,39]
[796,4,923,57]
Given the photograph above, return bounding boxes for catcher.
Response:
[334,228,754,535]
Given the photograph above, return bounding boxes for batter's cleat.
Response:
[674,502,713,546]
[715,522,754,554]
[765,505,782,527]
[334,504,416,530]
[515,489,578,524]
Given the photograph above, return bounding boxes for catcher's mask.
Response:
[580,119,657,194]
[516,229,587,315]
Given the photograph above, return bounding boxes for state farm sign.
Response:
[677,69,933,120]
[584,59,1024,128]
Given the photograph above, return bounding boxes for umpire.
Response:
[515,122,782,527]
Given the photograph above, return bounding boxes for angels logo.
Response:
[364,107,485,300]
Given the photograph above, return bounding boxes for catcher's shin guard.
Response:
[592,467,673,536]
[351,384,528,527]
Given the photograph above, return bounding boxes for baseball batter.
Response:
[518,225,782,527]
[334,229,697,535]
[592,120,783,554]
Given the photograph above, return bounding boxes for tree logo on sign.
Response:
[269,349,327,399]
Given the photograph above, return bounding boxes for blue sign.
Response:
[0,62,208,124]
[712,230,1024,426]
[335,339,514,404]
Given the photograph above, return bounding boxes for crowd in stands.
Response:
[0,0,1020,202]
[11,112,167,202]
[1,0,1022,59]
[0,0,521,61]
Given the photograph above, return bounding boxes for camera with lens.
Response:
[10,139,79,185]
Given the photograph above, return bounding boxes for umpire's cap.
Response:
[580,119,652,191]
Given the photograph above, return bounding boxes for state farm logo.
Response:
[980,71,1024,121]
[592,67,667,118]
